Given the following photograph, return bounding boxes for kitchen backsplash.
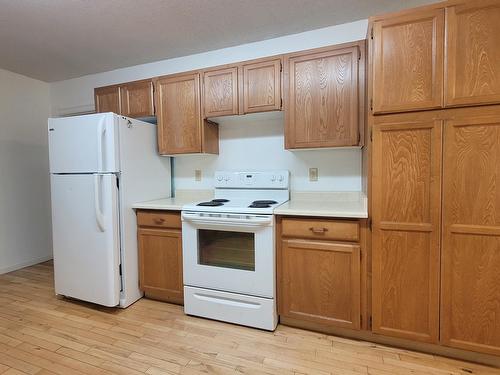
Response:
[172,112,362,192]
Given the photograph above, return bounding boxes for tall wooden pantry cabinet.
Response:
[369,0,500,355]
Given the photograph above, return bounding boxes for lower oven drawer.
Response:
[184,286,277,331]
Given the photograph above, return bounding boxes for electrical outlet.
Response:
[309,168,318,182]
[195,169,202,181]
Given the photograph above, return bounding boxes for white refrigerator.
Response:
[48,113,170,307]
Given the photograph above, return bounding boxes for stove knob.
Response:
[271,175,276,182]
[278,175,284,182]
[217,175,223,182]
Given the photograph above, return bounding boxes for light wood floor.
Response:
[0,262,498,375]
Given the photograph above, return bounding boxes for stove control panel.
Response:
[214,170,289,189]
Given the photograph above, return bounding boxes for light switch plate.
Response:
[195,169,202,181]
[309,168,318,182]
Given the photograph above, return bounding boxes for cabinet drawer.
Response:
[137,210,181,229]
[281,218,359,242]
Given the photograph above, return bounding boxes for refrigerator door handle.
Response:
[97,118,106,171]
[94,174,106,232]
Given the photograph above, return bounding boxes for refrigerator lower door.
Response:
[50,173,121,307]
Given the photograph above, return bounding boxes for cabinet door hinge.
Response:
[370,128,373,142]
[280,98,283,108]
[369,316,373,329]
[370,98,373,112]
[358,47,361,61]
[280,62,283,72]
[370,27,374,40]
[368,218,373,231]
[360,315,363,326]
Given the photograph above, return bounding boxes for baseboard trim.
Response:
[280,317,500,368]
[0,255,53,275]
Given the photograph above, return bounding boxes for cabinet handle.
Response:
[153,218,165,224]
[309,227,328,234]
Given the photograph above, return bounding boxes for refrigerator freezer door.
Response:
[51,174,121,307]
[48,113,119,173]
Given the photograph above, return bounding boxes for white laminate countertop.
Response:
[274,191,368,219]
[133,190,368,218]
[132,190,213,211]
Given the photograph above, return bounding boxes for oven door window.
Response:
[198,229,255,271]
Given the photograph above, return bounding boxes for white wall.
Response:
[50,19,368,192]
[0,68,52,274]
[174,113,361,191]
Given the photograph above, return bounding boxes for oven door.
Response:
[181,211,275,298]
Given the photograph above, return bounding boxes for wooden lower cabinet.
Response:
[371,112,442,343]
[137,210,183,304]
[441,109,500,355]
[278,217,364,330]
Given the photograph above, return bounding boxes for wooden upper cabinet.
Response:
[94,85,120,114]
[155,73,218,155]
[441,107,500,356]
[371,112,442,343]
[202,67,239,117]
[371,8,444,114]
[445,0,500,107]
[285,43,362,149]
[280,239,361,330]
[120,79,154,118]
[242,58,282,114]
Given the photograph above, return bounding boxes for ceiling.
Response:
[0,0,433,82]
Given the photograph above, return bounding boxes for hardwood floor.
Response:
[0,262,498,375]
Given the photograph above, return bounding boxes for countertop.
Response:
[133,190,368,218]
[132,190,213,211]
[274,191,368,219]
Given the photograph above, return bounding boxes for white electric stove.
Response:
[181,170,289,330]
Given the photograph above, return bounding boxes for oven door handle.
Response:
[182,212,273,227]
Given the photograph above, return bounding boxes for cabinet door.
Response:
[138,227,183,304]
[155,73,202,154]
[372,9,444,113]
[445,0,500,107]
[441,109,500,356]
[120,80,154,118]
[203,67,238,117]
[285,45,360,148]
[242,59,281,114]
[372,114,441,343]
[94,85,120,114]
[280,239,361,330]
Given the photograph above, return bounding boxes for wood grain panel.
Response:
[119,79,154,118]
[94,85,120,114]
[372,8,444,113]
[138,227,183,304]
[372,114,442,343]
[137,210,181,229]
[203,67,238,117]
[441,109,500,355]
[280,239,361,330]
[155,73,202,154]
[281,217,359,242]
[242,58,281,113]
[445,0,500,107]
[285,44,360,148]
